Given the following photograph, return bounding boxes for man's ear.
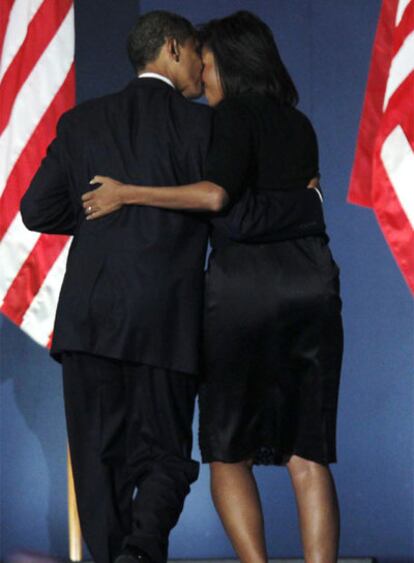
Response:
[167,38,180,62]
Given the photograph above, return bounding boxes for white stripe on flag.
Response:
[0,6,74,197]
[383,30,414,110]
[381,125,414,229]
[0,213,40,305]
[0,0,44,81]
[395,0,412,26]
[20,239,71,346]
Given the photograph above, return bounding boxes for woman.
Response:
[83,11,343,563]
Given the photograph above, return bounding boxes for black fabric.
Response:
[200,237,343,465]
[21,78,212,374]
[62,352,199,563]
[205,95,325,247]
[205,95,319,203]
[210,187,327,248]
[200,94,342,465]
[205,98,254,202]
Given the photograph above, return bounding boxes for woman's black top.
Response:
[204,94,323,247]
[206,94,319,198]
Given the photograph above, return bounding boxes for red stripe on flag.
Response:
[392,1,414,57]
[1,233,69,325]
[0,0,14,57]
[0,0,72,135]
[0,64,75,240]
[375,72,414,142]
[347,0,398,207]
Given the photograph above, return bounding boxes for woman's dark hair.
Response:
[128,11,197,73]
[199,11,299,106]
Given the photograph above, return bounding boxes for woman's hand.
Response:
[82,176,125,220]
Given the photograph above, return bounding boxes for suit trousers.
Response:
[62,352,199,563]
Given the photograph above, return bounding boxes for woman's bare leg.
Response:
[210,460,268,563]
[287,455,340,563]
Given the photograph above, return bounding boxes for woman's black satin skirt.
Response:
[199,236,343,465]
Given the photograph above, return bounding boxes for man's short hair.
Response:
[127,11,197,73]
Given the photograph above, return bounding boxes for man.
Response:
[21,11,212,563]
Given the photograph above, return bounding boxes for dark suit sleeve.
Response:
[211,187,326,243]
[20,113,76,235]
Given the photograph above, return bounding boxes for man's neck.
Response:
[138,71,175,89]
[139,63,175,84]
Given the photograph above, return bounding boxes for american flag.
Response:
[348,0,414,294]
[0,0,76,346]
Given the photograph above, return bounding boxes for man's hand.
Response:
[307,176,323,202]
[82,176,124,220]
[307,176,320,189]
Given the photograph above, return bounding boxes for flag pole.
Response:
[67,445,83,561]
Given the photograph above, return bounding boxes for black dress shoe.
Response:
[114,546,152,563]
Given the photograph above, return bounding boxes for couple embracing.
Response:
[21,9,343,563]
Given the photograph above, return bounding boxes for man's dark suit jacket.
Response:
[21,78,213,375]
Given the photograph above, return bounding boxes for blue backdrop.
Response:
[1,1,413,562]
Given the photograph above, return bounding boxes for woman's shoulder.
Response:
[214,95,256,116]
[213,95,317,143]
[216,94,289,123]
[214,95,272,136]
[258,97,317,140]
[285,105,318,141]
[212,97,257,137]
[225,94,313,121]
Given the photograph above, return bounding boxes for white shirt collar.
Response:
[138,72,175,89]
